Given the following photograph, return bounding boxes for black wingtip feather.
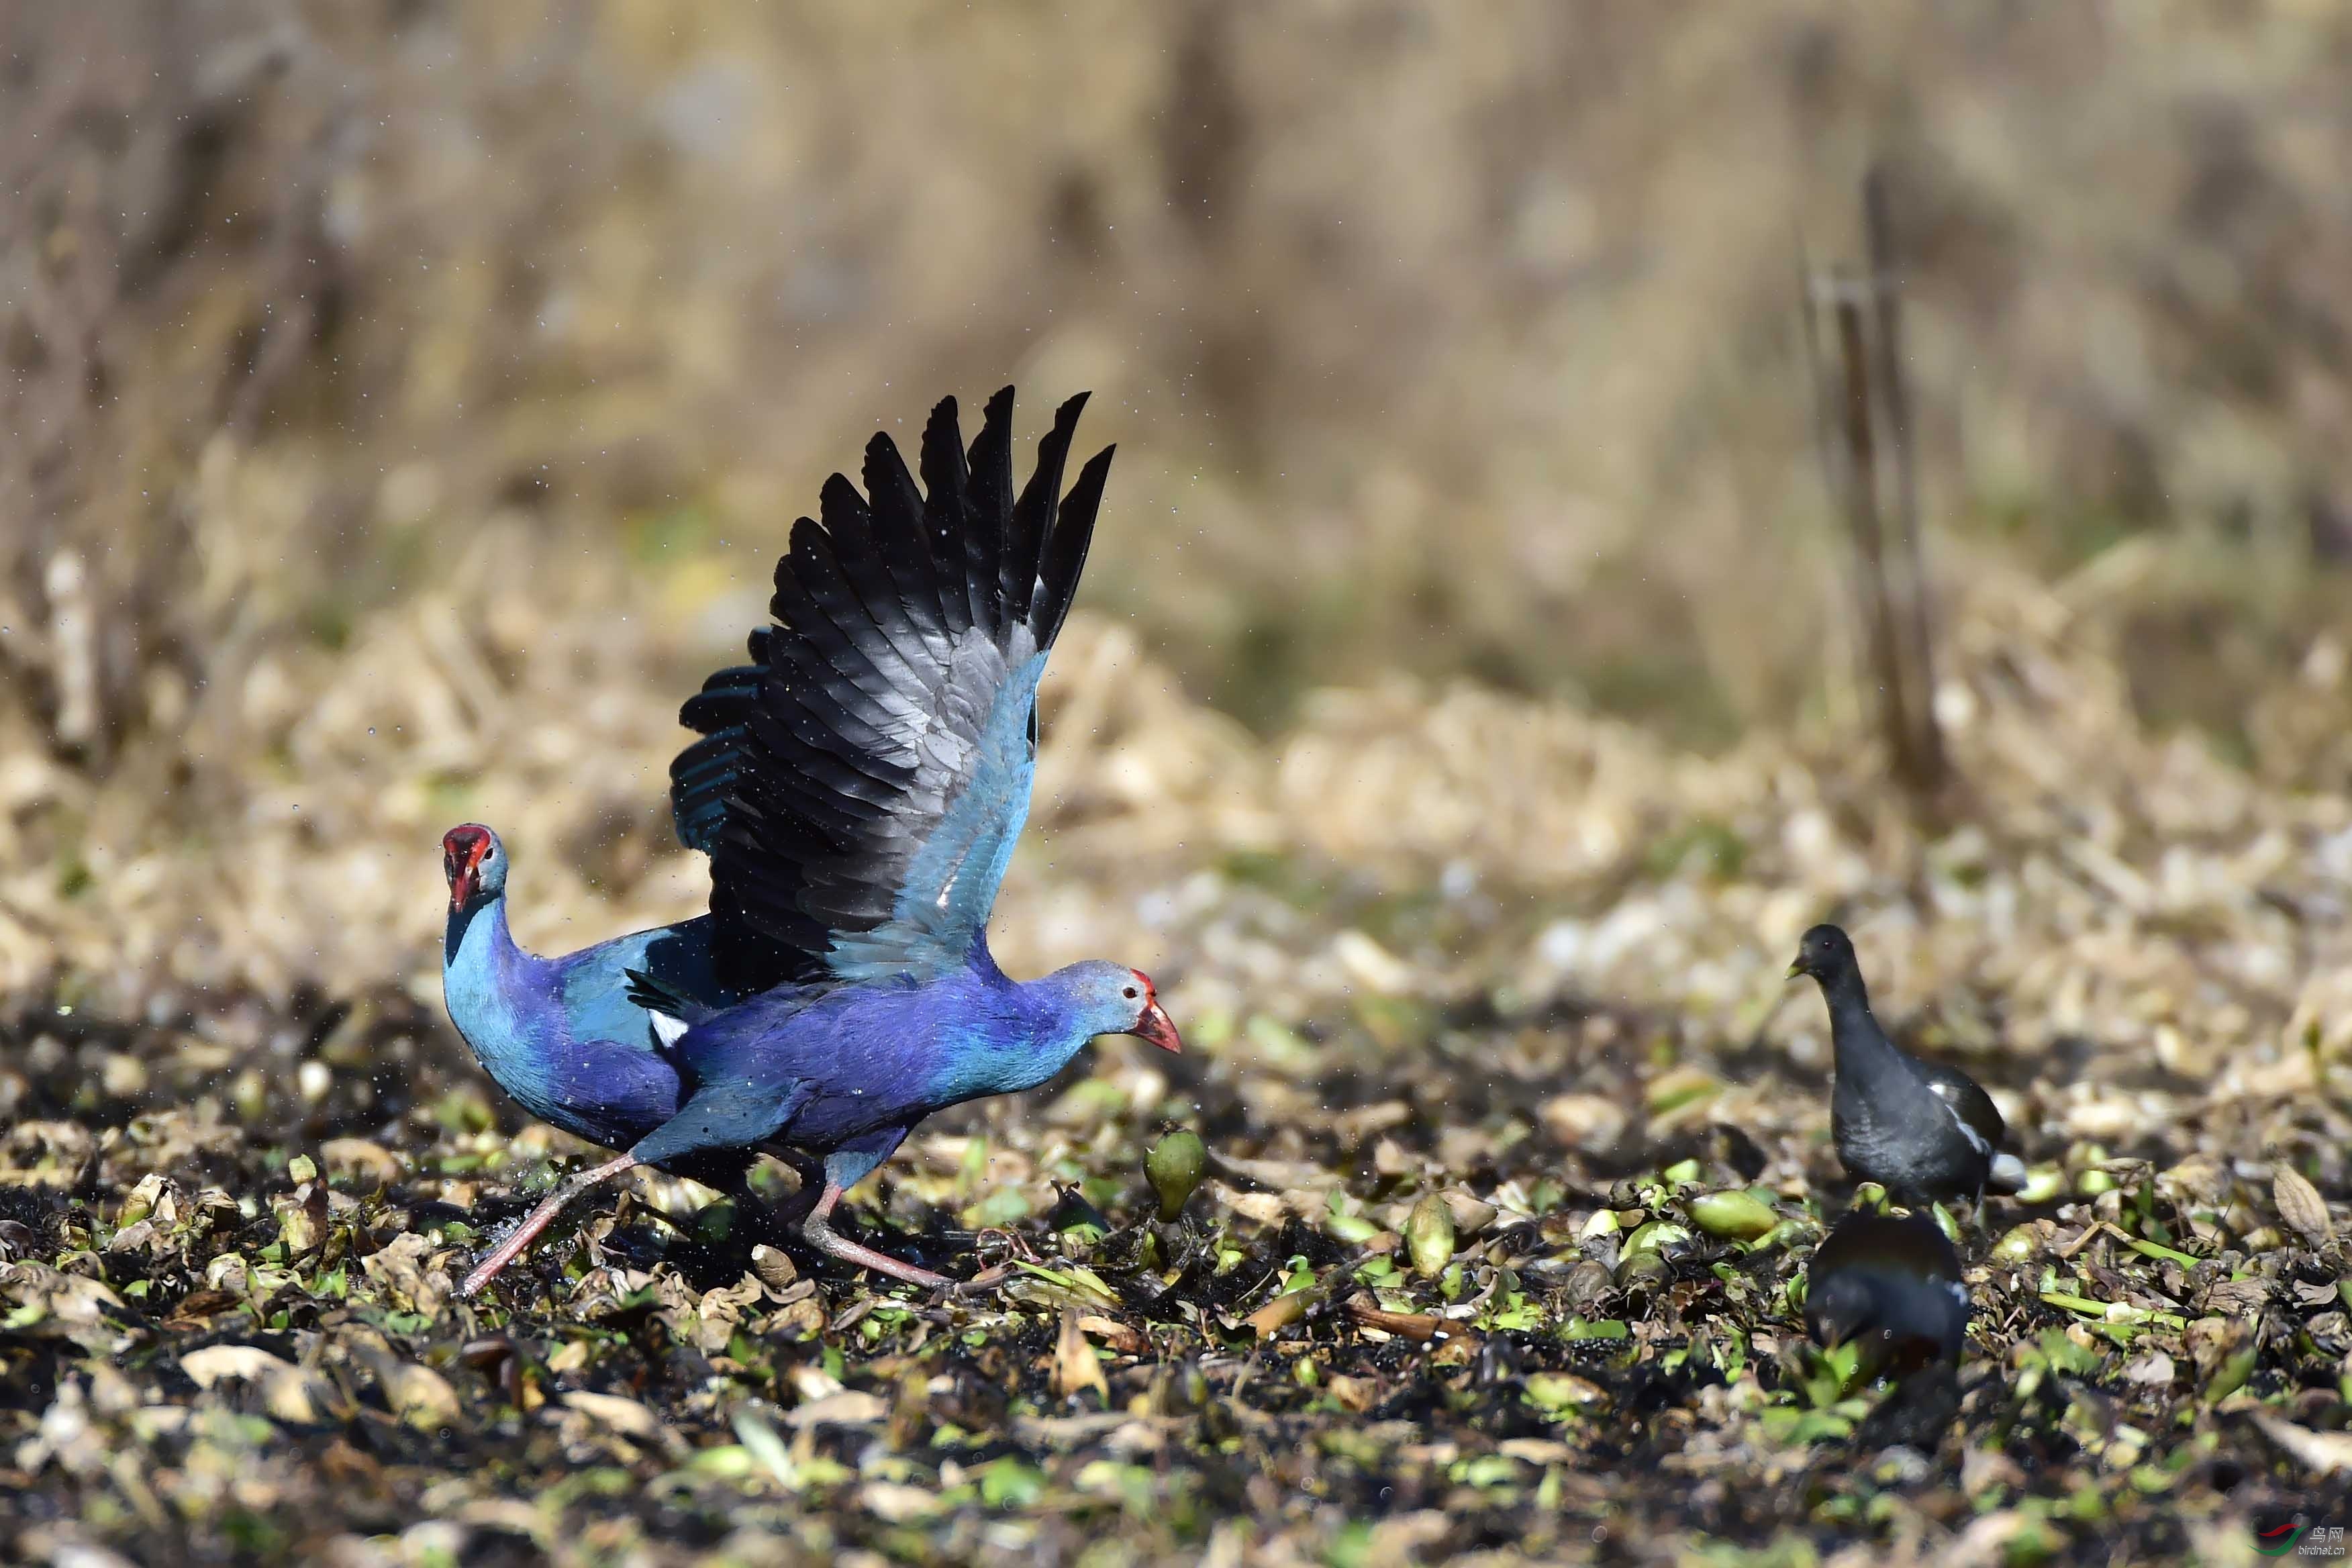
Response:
[818,472,873,536]
[962,387,1016,636]
[1006,391,1089,625]
[1050,389,1093,434]
[971,387,1018,516]
[918,397,974,636]
[1035,443,1114,648]
[862,429,945,638]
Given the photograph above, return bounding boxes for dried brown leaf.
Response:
[1245,1287,1315,1338]
[179,1344,295,1389]
[784,1389,886,1430]
[2273,1167,2335,1245]
[1344,1294,1444,1342]
[2254,1413,2352,1477]
[1077,1313,1145,1355]
[1055,1309,1110,1401]
[562,1389,663,1440]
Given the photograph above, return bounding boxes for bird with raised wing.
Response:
[1787,923,2026,1208]
[452,387,1179,1300]
[440,651,801,1205]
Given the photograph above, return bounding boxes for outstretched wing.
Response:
[669,387,1113,995]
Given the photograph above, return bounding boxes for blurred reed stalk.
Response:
[1802,168,1951,813]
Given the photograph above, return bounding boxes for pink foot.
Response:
[460,1154,640,1299]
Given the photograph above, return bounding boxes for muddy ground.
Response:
[5,584,2351,1567]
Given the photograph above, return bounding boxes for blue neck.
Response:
[443,895,554,1100]
[928,960,1109,1105]
[987,995,1099,1096]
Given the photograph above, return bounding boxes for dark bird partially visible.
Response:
[1787,924,2026,1208]
[1805,1209,1971,1374]
[452,387,1181,1300]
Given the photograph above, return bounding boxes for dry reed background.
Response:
[3,4,2352,1565]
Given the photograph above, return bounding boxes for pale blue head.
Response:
[442,823,509,913]
[1046,959,1183,1055]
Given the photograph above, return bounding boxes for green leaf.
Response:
[1008,1259,1122,1310]
[2122,1236,2200,1269]
[979,1458,1047,1510]
[1324,1520,1375,1568]
[1449,1454,1523,1489]
[1621,1220,1692,1257]
[1478,1289,1545,1331]
[1559,1317,1629,1342]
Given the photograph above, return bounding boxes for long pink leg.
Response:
[799,1183,1012,1294]
[460,1154,640,1299]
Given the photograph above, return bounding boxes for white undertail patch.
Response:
[648,1012,689,1048]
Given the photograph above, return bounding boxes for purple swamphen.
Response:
[442,824,754,1199]
[442,387,1180,1299]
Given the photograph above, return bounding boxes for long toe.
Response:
[801,1216,956,1291]
[459,1153,642,1299]
[956,1263,1017,1295]
[460,1216,552,1298]
[461,1240,531,1300]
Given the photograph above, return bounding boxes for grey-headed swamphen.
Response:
[440,828,755,1197]
[1787,924,2026,1208]
[443,387,1179,1299]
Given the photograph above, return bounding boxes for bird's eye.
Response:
[1122,986,1138,1000]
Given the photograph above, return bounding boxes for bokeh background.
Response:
[9,2,2352,1080]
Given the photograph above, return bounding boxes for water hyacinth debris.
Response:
[1146,1128,1207,1223]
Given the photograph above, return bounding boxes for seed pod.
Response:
[2274,1167,2335,1246]
[750,1244,799,1293]
[1621,1219,1694,1258]
[1687,1190,1778,1241]
[1615,1247,1671,1293]
[270,1191,323,1257]
[2017,1167,2067,1204]
[1441,1191,1500,1236]
[1561,1258,1614,1307]
[2206,1342,2259,1403]
[1146,1129,1206,1222]
[1407,1193,1457,1279]
[1991,1224,2041,1265]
